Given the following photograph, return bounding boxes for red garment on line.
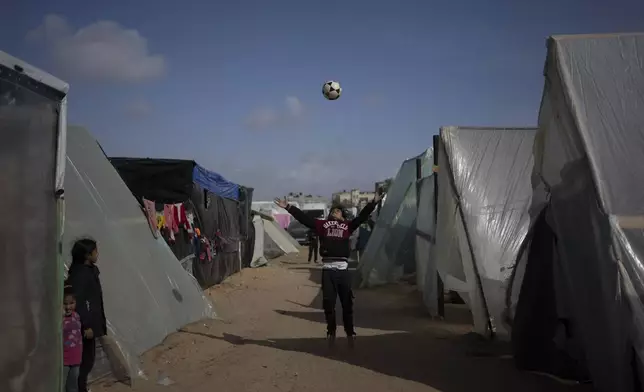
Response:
[163,205,176,241]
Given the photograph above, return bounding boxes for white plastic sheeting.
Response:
[511,34,644,392]
[64,126,215,382]
[251,215,269,268]
[0,51,69,392]
[359,149,433,287]
[265,218,300,254]
[251,202,292,228]
[434,127,536,338]
[250,215,299,267]
[265,216,300,249]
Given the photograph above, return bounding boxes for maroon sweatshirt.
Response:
[286,201,377,263]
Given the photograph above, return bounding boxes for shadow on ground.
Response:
[263,262,592,391]
[180,331,589,392]
[283,264,472,330]
[275,301,473,333]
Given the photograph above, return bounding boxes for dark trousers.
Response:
[308,241,318,262]
[78,338,96,392]
[321,268,354,336]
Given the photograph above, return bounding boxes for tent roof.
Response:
[545,33,644,215]
[110,157,240,202]
[440,127,537,208]
[0,50,69,95]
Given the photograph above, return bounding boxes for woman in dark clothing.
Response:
[67,238,107,392]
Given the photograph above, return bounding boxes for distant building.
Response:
[284,192,328,205]
[332,189,376,209]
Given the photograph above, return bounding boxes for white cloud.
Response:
[124,99,153,118]
[245,96,305,131]
[285,96,304,117]
[27,14,166,83]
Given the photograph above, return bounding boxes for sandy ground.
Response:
[94,249,591,392]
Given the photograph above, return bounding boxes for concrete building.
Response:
[284,192,328,205]
[332,189,376,209]
[374,178,393,193]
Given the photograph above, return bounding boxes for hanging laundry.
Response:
[142,198,159,238]
[171,205,180,233]
[205,238,212,261]
[163,205,174,230]
[274,214,290,229]
[186,212,195,235]
[157,214,165,231]
[173,203,189,228]
[197,237,211,262]
[193,233,201,258]
[172,204,181,230]
[163,205,176,241]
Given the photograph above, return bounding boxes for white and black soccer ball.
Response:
[322,80,342,100]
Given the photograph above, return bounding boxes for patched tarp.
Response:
[193,164,240,201]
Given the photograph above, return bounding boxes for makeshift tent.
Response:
[432,126,536,338]
[510,33,644,391]
[64,126,215,382]
[110,158,253,288]
[250,214,299,267]
[358,149,433,287]
[0,51,69,392]
[274,219,301,250]
[252,201,292,229]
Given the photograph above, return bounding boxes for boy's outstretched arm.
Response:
[274,198,317,230]
[349,193,383,232]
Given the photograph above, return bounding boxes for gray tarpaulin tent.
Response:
[0,51,68,392]
[358,149,433,287]
[510,33,644,391]
[433,126,536,338]
[64,126,215,382]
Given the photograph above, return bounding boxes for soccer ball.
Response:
[322,81,342,100]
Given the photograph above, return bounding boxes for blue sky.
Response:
[4,0,644,199]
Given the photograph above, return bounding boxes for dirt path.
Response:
[95,251,589,392]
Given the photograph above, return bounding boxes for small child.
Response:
[63,285,83,392]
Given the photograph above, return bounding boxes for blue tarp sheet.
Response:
[193,164,240,200]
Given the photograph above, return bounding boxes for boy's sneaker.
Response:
[347,334,355,349]
[327,333,336,348]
